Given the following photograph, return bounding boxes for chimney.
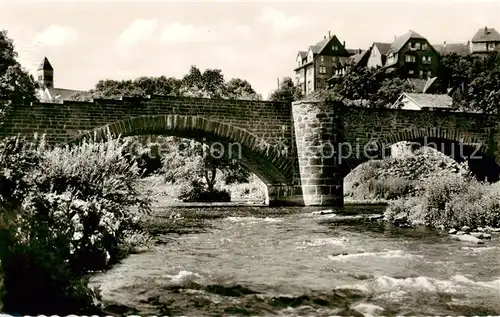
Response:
[324,36,326,40]
[328,30,331,38]
[485,26,488,33]
[443,41,447,47]
[343,41,345,47]
[394,35,397,41]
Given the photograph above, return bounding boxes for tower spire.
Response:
[37,57,54,88]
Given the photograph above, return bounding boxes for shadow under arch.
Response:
[65,115,296,192]
[340,134,500,183]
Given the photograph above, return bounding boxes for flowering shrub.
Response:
[0,134,153,314]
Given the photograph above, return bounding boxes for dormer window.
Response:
[422,43,428,50]
[332,45,338,51]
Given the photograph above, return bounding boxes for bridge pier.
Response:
[265,184,304,206]
[292,101,344,207]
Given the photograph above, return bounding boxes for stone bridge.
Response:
[1,95,499,207]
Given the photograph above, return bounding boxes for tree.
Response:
[453,68,500,114]
[439,51,500,113]
[374,77,415,108]
[225,78,262,100]
[302,88,343,102]
[268,77,302,103]
[162,139,249,192]
[0,30,38,113]
[180,66,226,98]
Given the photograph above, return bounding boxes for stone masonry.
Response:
[2,96,500,206]
[292,101,344,206]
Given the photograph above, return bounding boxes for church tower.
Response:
[37,57,54,89]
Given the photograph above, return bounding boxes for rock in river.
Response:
[450,234,484,244]
[311,209,336,215]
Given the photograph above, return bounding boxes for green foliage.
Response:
[302,88,343,102]
[385,171,500,229]
[0,134,152,314]
[69,65,262,101]
[439,52,500,113]
[0,30,38,112]
[162,139,250,201]
[268,77,302,103]
[344,146,469,200]
[178,180,231,202]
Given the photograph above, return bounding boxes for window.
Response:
[422,56,432,64]
[420,70,423,78]
[408,70,414,75]
[405,55,416,63]
[427,70,432,78]
[319,66,327,74]
[332,45,338,51]
[316,79,322,88]
[416,43,421,49]
[321,56,324,62]
[422,43,428,50]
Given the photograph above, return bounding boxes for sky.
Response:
[1,0,499,99]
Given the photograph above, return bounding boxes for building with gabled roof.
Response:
[367,42,391,69]
[393,92,453,111]
[294,31,352,95]
[36,57,85,103]
[383,30,440,79]
[433,42,471,56]
[470,26,500,54]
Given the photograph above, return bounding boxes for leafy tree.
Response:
[225,78,262,100]
[374,77,415,108]
[0,30,38,112]
[302,88,343,102]
[439,52,500,113]
[453,68,500,113]
[162,139,249,194]
[180,66,226,98]
[268,77,302,103]
[320,66,413,107]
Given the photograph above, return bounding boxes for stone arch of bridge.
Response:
[340,127,500,182]
[67,115,295,188]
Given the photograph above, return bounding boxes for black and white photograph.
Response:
[0,0,500,315]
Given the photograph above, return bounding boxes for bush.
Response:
[0,134,153,314]
[385,170,500,229]
[344,147,469,201]
[179,180,231,202]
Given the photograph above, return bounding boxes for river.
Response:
[90,205,500,316]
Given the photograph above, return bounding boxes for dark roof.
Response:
[388,30,426,54]
[373,42,391,55]
[38,87,84,102]
[434,43,470,56]
[471,27,500,43]
[346,48,359,55]
[297,51,307,59]
[347,49,369,66]
[37,57,53,71]
[401,93,453,109]
[50,88,82,100]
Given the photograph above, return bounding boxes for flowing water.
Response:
[90,206,500,316]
